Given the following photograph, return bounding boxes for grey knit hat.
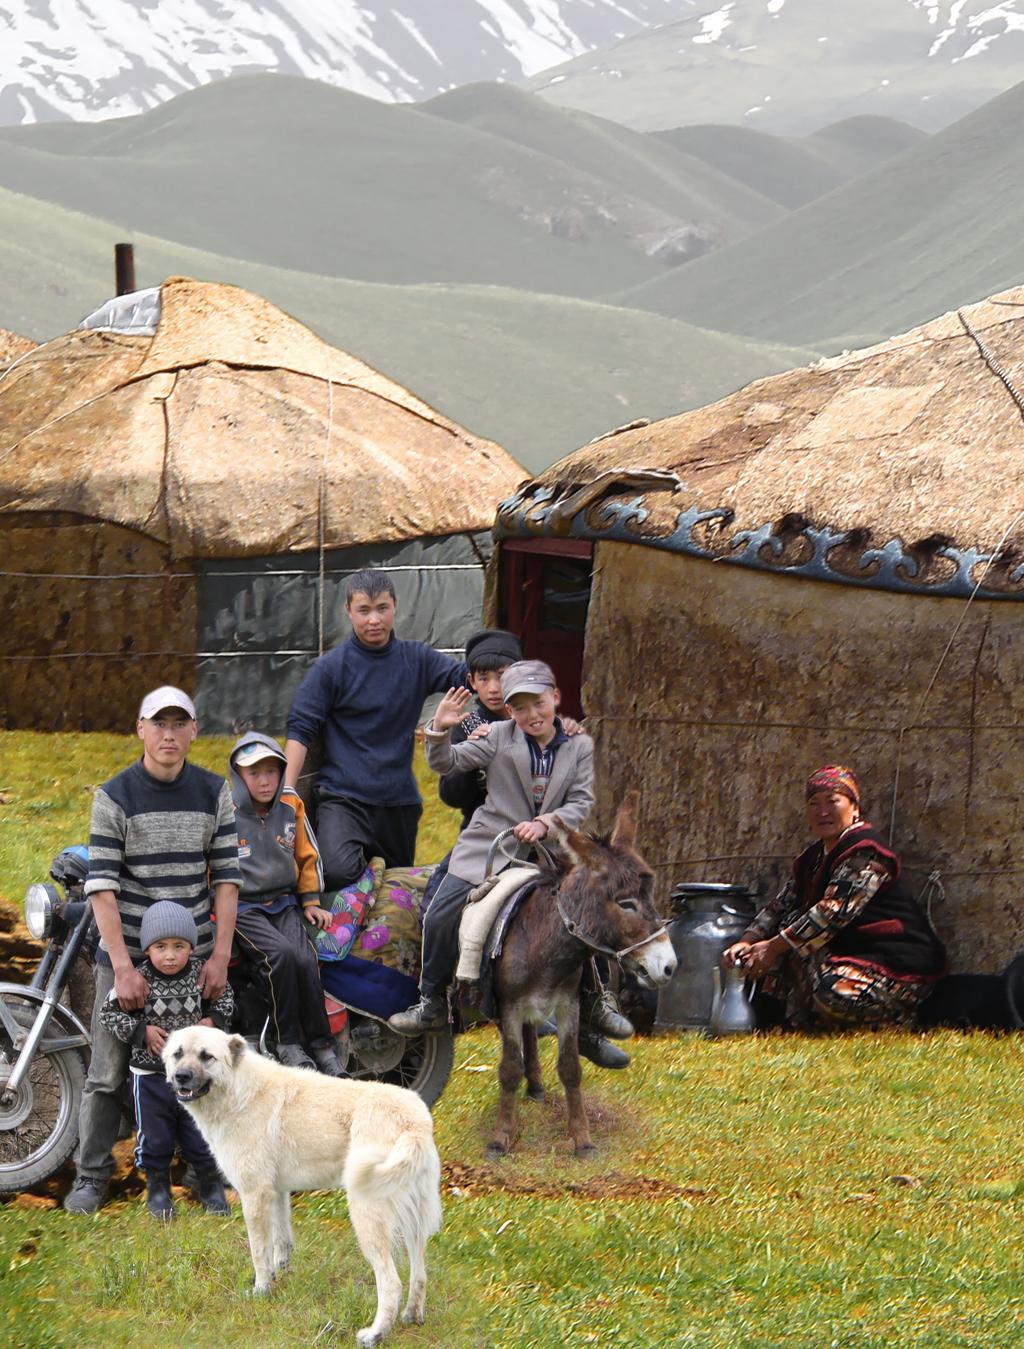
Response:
[140,902,197,952]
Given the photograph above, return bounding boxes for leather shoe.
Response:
[388,996,448,1035]
[583,988,634,1040]
[311,1042,345,1077]
[276,1042,316,1070]
[63,1176,108,1215]
[578,1029,630,1070]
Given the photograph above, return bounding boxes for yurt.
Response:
[488,287,1024,971]
[0,278,525,733]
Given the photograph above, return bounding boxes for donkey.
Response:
[487,793,676,1159]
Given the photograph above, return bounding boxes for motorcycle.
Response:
[0,848,453,1194]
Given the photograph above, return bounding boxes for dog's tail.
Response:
[345,1121,443,1252]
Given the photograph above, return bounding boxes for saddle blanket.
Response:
[457,866,539,982]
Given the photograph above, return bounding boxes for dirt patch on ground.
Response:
[442,1161,708,1201]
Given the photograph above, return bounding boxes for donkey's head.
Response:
[547,793,677,989]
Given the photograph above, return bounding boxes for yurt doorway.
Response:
[499,540,593,718]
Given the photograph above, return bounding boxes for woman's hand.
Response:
[513,819,548,844]
[741,937,787,979]
[304,904,333,931]
[433,686,473,732]
[721,941,753,969]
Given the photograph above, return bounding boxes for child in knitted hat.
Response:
[100,900,234,1219]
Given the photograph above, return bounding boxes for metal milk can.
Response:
[655,883,755,1030]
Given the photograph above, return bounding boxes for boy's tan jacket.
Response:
[424,720,594,886]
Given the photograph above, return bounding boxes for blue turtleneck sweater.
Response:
[286,634,466,806]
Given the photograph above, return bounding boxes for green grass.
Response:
[3,734,1024,1345]
[2,1028,1024,1346]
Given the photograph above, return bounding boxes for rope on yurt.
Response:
[957,309,1024,422]
[317,370,336,657]
[886,313,1024,844]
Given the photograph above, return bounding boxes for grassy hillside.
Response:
[0,72,795,301]
[658,116,927,209]
[614,77,1024,350]
[422,81,783,241]
[0,186,815,473]
[525,0,1024,134]
[0,73,670,298]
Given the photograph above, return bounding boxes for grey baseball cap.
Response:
[501,660,557,702]
[138,685,196,720]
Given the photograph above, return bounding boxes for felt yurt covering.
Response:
[490,286,1024,971]
[0,278,525,733]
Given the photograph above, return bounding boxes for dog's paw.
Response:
[401,1307,425,1326]
[356,1328,383,1347]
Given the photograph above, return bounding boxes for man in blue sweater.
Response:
[284,569,466,891]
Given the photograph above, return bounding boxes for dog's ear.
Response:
[227,1034,247,1065]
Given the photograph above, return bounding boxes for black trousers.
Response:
[419,873,474,1000]
[132,1071,217,1174]
[234,903,332,1046]
[316,795,422,890]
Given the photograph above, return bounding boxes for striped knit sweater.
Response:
[85,758,241,965]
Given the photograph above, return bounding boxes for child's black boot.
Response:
[145,1170,176,1221]
[195,1170,231,1215]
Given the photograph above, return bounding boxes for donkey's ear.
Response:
[610,791,640,850]
[546,815,602,868]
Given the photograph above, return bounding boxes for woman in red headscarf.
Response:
[722,766,946,1028]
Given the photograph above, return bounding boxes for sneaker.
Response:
[578,1029,631,1070]
[63,1176,108,1215]
[310,1043,345,1077]
[194,1170,231,1215]
[387,996,448,1035]
[145,1171,175,1221]
[275,1042,316,1070]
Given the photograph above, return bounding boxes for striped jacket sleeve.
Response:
[208,781,242,888]
[84,788,126,896]
[286,789,324,902]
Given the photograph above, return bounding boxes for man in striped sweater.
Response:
[64,685,241,1215]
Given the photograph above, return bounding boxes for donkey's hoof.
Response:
[485,1140,508,1161]
[525,1085,545,1102]
[574,1142,598,1160]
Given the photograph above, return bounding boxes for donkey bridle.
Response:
[553,888,669,962]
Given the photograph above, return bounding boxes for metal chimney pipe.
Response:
[114,243,136,296]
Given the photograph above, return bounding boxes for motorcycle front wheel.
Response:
[0,995,86,1191]
[340,1017,454,1108]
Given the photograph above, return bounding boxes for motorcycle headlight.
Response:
[24,883,58,941]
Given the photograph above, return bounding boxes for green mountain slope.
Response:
[657,116,927,209]
[525,0,1024,134]
[0,186,815,474]
[422,82,783,239]
[614,78,1024,350]
[0,73,670,299]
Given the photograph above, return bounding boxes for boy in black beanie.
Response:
[100,901,233,1220]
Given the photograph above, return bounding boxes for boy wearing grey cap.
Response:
[391,660,632,1063]
[100,901,233,1220]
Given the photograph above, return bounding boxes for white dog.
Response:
[162,1025,442,1347]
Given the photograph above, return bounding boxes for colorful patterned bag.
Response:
[314,859,383,962]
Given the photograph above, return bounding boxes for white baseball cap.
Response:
[138,686,197,720]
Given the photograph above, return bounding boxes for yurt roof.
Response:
[0,277,525,559]
[0,328,36,365]
[496,286,1024,599]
